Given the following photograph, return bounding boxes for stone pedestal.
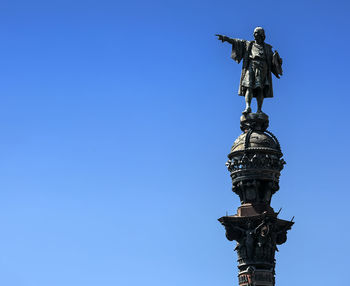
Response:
[240,112,269,132]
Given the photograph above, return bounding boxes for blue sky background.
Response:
[0,0,349,285]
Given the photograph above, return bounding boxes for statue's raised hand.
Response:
[215,34,225,42]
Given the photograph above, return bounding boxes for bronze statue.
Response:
[216,27,283,114]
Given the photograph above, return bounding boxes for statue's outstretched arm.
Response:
[216,35,247,64]
[215,34,237,44]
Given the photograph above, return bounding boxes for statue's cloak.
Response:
[230,39,282,98]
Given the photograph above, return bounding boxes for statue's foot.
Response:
[242,107,251,115]
[256,110,263,114]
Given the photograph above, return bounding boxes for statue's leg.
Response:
[256,88,264,113]
[243,88,252,114]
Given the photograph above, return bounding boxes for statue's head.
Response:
[253,27,265,44]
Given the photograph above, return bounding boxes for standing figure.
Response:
[216,27,283,114]
[230,222,264,260]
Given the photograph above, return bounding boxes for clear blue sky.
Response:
[0,0,349,285]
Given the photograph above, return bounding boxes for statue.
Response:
[216,27,283,115]
[229,221,265,260]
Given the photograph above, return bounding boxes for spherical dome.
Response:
[230,131,280,153]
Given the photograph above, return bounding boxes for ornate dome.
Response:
[226,129,285,196]
[226,114,285,204]
[230,130,281,155]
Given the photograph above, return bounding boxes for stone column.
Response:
[218,113,293,286]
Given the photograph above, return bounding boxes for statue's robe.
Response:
[229,39,282,98]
